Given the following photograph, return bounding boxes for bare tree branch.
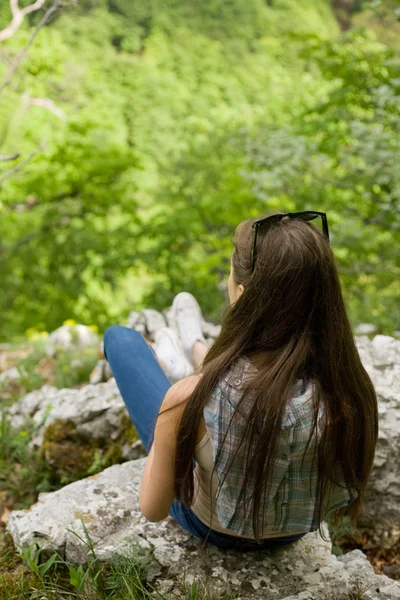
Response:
[25,95,66,119]
[0,140,44,187]
[0,1,76,185]
[0,1,67,95]
[0,208,88,258]
[0,153,20,161]
[4,188,79,212]
[0,0,46,44]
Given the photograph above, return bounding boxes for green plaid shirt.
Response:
[203,356,356,537]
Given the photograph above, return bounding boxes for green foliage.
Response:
[0,339,48,403]
[41,415,136,485]
[354,1,400,52]
[0,0,399,340]
[104,544,155,599]
[53,347,98,388]
[141,29,400,331]
[0,410,135,514]
[6,532,239,600]
[0,408,54,509]
[0,341,98,405]
[16,544,60,581]
[327,514,356,556]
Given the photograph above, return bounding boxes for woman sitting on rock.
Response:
[104,211,378,550]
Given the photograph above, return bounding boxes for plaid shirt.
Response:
[203,356,356,537]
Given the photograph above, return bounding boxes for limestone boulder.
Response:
[92,308,220,384]
[7,459,400,600]
[7,332,400,546]
[0,366,22,383]
[46,324,99,358]
[89,358,113,384]
[128,307,220,346]
[355,335,400,544]
[8,379,144,467]
[127,311,147,334]
[354,323,377,336]
[127,309,169,338]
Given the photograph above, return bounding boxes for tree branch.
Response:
[0,153,20,161]
[0,1,69,95]
[0,220,60,259]
[4,188,79,212]
[24,96,66,120]
[0,0,45,44]
[0,140,44,187]
[0,208,88,258]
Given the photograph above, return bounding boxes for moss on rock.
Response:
[103,443,123,466]
[42,417,139,484]
[116,414,138,445]
[0,530,18,571]
[42,419,101,483]
[0,531,39,599]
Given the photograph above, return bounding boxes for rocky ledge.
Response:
[7,327,400,545]
[7,459,400,600]
[4,311,400,598]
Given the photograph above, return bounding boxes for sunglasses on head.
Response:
[250,211,330,273]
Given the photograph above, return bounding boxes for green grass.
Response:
[326,514,360,556]
[323,580,373,599]
[0,339,99,408]
[0,336,385,600]
[0,340,47,405]
[52,347,99,389]
[0,407,56,509]
[0,528,239,600]
[0,410,134,511]
[0,531,374,600]
[0,339,133,512]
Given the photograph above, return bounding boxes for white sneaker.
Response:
[154,327,194,382]
[172,292,207,362]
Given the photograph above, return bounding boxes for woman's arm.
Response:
[139,374,201,522]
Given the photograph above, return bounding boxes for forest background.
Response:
[0,0,399,343]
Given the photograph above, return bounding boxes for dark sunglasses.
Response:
[250,211,330,273]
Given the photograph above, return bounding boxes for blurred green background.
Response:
[0,0,399,341]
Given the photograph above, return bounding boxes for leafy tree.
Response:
[0,0,399,340]
[141,30,400,331]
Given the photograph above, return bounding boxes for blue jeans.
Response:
[103,325,305,551]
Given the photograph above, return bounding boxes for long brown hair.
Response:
[172,213,378,542]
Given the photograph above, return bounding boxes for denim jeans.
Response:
[103,325,305,550]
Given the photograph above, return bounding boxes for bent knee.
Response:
[103,325,143,359]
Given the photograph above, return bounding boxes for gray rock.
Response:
[356,334,400,372]
[89,359,113,384]
[360,392,400,545]
[8,331,400,551]
[142,309,167,337]
[127,311,146,334]
[354,335,400,544]
[135,307,221,343]
[354,323,377,336]
[122,439,145,461]
[0,366,21,383]
[7,459,400,600]
[201,319,221,339]
[46,324,99,358]
[8,379,133,449]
